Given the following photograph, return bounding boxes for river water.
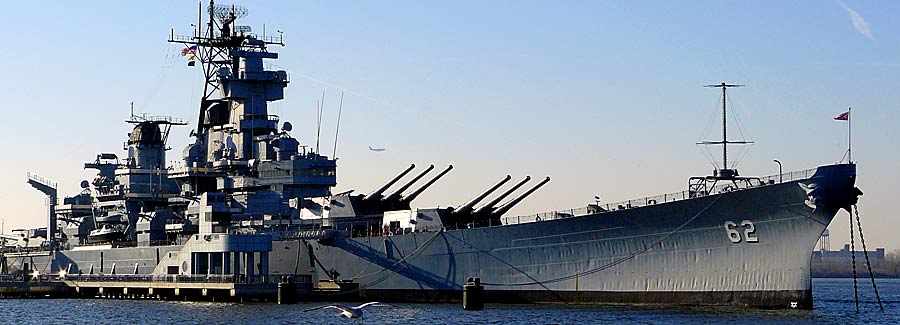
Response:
[1,278,896,324]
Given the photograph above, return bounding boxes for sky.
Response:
[1,1,898,249]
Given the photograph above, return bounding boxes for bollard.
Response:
[462,277,484,311]
[277,280,297,304]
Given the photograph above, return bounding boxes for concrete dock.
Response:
[0,274,358,302]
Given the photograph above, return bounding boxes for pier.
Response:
[0,274,359,302]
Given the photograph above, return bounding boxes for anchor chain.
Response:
[853,204,885,312]
[849,211,859,313]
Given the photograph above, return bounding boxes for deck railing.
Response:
[502,167,818,225]
[26,172,57,189]
[65,274,311,284]
[0,274,312,284]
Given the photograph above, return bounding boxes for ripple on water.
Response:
[0,278,897,324]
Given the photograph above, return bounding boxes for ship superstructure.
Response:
[1,1,863,309]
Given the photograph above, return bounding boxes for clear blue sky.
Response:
[1,0,897,249]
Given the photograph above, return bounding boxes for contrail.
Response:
[835,0,873,39]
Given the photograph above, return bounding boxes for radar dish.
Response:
[80,180,90,189]
[282,121,293,132]
[235,26,252,34]
[210,4,248,22]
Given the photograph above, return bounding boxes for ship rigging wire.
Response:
[697,96,724,169]
[138,46,181,113]
[695,87,754,170]
[725,94,755,169]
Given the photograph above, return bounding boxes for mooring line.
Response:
[853,204,884,312]
[849,209,860,313]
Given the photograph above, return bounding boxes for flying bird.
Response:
[303,302,391,319]
[368,146,386,152]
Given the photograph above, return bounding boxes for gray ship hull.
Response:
[273,164,854,308]
[4,164,855,309]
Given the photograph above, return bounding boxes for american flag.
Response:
[181,45,197,56]
[834,111,849,121]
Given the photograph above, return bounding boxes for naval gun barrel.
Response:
[473,176,531,215]
[454,175,512,215]
[491,176,551,218]
[401,165,453,204]
[366,164,416,200]
[384,164,435,202]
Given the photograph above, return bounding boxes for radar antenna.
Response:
[168,0,285,135]
[210,3,248,23]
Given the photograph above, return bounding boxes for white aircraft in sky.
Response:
[368,146,387,152]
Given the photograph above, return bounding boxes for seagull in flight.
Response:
[303,302,391,319]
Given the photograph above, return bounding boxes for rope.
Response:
[346,229,445,281]
[316,229,446,296]
[849,210,859,313]
[293,238,302,275]
[482,194,726,287]
[853,204,885,312]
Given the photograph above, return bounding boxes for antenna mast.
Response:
[698,82,752,179]
[332,92,344,158]
[168,0,283,135]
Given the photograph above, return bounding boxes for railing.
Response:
[278,229,334,240]
[26,172,57,189]
[1,244,53,254]
[0,274,59,283]
[503,167,818,226]
[139,237,191,247]
[168,34,194,43]
[238,114,280,122]
[128,113,187,125]
[169,33,283,46]
[66,274,311,284]
[259,34,284,45]
[0,274,311,284]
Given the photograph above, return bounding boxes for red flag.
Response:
[834,111,849,121]
[181,45,197,56]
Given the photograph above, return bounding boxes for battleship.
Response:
[0,2,862,309]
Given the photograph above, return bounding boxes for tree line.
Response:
[811,249,900,278]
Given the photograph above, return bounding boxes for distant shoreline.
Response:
[813,276,899,279]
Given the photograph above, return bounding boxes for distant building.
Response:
[812,243,885,263]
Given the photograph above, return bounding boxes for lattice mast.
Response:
[168,0,284,135]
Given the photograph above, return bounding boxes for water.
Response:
[1,278,897,324]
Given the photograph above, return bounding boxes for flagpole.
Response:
[848,107,852,163]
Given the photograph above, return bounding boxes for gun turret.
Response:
[365,164,416,201]
[453,175,512,216]
[472,176,531,216]
[400,165,453,205]
[490,176,550,218]
[383,164,435,203]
